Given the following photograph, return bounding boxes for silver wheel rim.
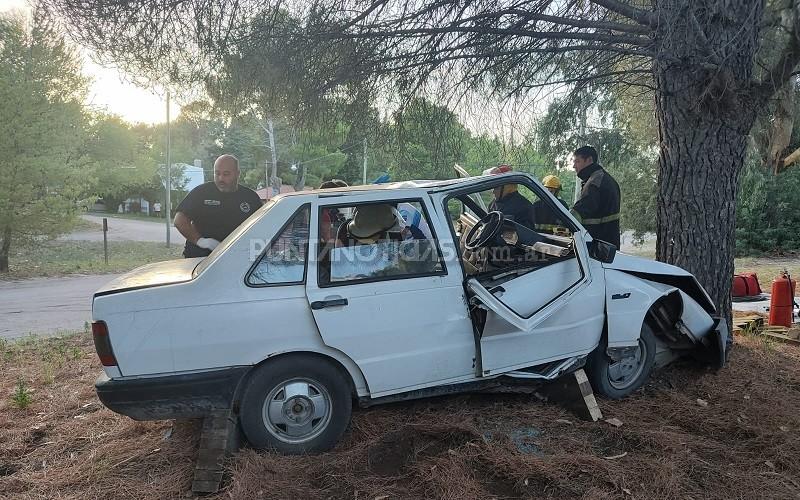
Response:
[607,339,648,390]
[262,377,332,444]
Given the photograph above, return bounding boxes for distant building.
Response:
[175,163,205,192]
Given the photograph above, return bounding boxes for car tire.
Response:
[239,355,352,454]
[587,323,656,399]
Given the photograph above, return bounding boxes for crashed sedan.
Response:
[91,172,728,454]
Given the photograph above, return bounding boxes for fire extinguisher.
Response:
[769,270,797,327]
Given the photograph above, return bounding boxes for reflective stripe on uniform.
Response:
[570,209,619,225]
[582,213,620,225]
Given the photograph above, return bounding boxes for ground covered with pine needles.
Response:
[1,327,799,499]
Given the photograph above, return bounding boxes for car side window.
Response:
[247,205,310,286]
[318,200,444,286]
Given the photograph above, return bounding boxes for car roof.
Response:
[275,173,528,201]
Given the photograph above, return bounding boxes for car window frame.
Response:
[315,196,448,288]
[440,174,585,292]
[244,203,311,288]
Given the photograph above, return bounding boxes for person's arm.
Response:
[570,185,601,223]
[174,211,220,251]
[174,211,202,244]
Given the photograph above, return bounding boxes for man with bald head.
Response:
[174,154,263,258]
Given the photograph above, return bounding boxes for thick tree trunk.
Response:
[0,226,11,272]
[654,97,746,326]
[653,0,763,329]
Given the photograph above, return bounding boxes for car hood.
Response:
[603,252,692,276]
[94,258,203,297]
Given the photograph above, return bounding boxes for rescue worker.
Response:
[174,154,263,258]
[483,164,535,229]
[570,146,621,248]
[533,174,570,233]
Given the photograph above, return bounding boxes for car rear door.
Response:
[305,191,476,398]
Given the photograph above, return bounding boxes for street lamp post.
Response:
[165,90,172,247]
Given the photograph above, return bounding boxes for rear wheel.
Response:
[587,323,656,399]
[239,355,352,454]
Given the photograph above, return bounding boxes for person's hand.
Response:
[196,237,220,251]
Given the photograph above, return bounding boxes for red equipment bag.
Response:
[732,273,762,297]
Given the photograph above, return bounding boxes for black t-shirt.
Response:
[176,182,263,257]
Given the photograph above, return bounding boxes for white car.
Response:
[91,173,727,454]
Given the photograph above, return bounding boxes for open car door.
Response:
[436,175,606,377]
[466,231,606,376]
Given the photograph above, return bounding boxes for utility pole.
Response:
[165,90,172,247]
[362,138,368,184]
[266,118,278,197]
[574,112,586,205]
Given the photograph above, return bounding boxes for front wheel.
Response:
[239,356,352,454]
[587,323,656,399]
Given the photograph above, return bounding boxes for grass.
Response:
[90,211,167,224]
[72,217,103,232]
[734,255,800,283]
[3,240,183,280]
[623,242,800,283]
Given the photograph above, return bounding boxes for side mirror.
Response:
[588,239,617,263]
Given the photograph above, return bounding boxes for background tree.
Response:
[0,11,89,272]
[45,0,800,325]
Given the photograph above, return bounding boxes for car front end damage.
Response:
[603,253,729,369]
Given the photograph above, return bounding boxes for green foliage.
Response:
[536,94,658,239]
[0,10,90,270]
[736,161,800,254]
[10,377,33,409]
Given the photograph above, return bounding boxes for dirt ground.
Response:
[1,330,799,500]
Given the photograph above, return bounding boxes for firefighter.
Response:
[483,164,536,229]
[533,174,570,233]
[570,146,621,248]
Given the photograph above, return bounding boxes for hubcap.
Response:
[607,339,647,390]
[262,378,332,444]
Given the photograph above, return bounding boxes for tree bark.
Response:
[0,226,11,272]
[767,78,795,174]
[653,0,763,328]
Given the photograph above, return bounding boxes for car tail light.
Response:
[91,321,118,366]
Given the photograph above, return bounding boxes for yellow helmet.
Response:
[542,175,562,190]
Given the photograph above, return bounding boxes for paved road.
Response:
[61,214,185,245]
[0,274,121,340]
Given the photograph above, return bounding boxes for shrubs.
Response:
[736,162,800,255]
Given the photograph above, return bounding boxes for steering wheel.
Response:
[465,211,505,250]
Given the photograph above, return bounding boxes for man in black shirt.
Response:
[174,154,263,258]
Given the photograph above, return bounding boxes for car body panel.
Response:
[94,258,201,296]
[604,269,677,348]
[306,192,477,398]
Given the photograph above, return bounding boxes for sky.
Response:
[0,0,553,136]
[0,0,179,124]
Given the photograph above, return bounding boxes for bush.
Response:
[736,161,800,255]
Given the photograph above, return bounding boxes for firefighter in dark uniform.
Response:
[483,164,536,229]
[533,174,570,234]
[570,146,621,248]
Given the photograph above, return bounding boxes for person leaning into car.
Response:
[174,154,263,258]
[570,145,621,248]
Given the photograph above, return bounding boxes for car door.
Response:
[305,192,476,398]
[432,178,606,376]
